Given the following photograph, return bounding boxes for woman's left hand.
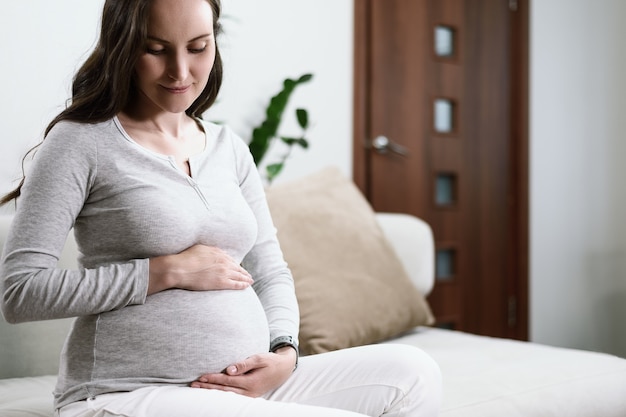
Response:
[190,347,297,397]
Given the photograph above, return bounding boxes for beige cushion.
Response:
[265,167,434,355]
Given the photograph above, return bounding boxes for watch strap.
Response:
[270,336,299,370]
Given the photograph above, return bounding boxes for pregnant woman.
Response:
[0,0,441,416]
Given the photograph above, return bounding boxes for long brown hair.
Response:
[1,0,223,205]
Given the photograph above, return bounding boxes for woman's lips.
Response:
[163,85,191,94]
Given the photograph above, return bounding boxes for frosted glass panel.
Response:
[434,99,454,133]
[435,174,456,206]
[436,249,456,281]
[434,25,455,57]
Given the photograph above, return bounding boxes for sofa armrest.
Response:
[375,213,435,296]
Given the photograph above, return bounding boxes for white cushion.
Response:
[376,212,435,296]
[0,376,56,417]
[389,327,626,417]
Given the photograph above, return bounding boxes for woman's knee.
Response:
[381,344,443,416]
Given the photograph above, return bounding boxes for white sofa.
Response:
[1,213,626,417]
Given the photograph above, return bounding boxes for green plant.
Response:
[248,73,313,183]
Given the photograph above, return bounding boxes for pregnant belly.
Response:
[87,288,269,381]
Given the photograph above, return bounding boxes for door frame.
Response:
[352,0,529,340]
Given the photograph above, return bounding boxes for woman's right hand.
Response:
[148,245,253,294]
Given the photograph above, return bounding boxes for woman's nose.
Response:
[168,52,189,81]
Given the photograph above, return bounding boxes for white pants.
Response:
[58,344,442,417]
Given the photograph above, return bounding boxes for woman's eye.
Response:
[188,46,207,54]
[146,47,166,55]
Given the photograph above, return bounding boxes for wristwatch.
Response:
[270,336,299,371]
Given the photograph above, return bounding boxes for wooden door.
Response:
[353,0,528,340]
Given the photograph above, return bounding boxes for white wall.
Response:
[0,1,104,213]
[1,1,625,357]
[530,0,626,357]
[214,1,354,184]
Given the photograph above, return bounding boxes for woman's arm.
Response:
[1,123,149,323]
[232,133,300,344]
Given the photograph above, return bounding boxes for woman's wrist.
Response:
[148,255,175,294]
[270,336,299,371]
[273,346,298,372]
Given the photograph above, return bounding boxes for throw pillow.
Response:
[265,166,434,355]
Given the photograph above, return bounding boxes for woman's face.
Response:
[133,0,216,115]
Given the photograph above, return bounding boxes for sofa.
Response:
[1,168,626,417]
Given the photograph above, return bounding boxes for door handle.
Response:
[371,135,409,156]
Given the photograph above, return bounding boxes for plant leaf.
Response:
[297,138,309,149]
[280,137,309,149]
[296,108,308,129]
[280,137,300,146]
[266,163,284,181]
[283,78,296,89]
[297,73,313,83]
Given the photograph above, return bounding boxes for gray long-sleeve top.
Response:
[0,117,299,408]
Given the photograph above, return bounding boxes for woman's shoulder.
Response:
[197,119,232,139]
[46,118,118,144]
[197,119,250,153]
[48,119,114,135]
[40,118,119,161]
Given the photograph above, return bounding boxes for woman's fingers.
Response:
[179,245,253,291]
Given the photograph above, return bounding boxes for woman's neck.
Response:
[119,107,192,141]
